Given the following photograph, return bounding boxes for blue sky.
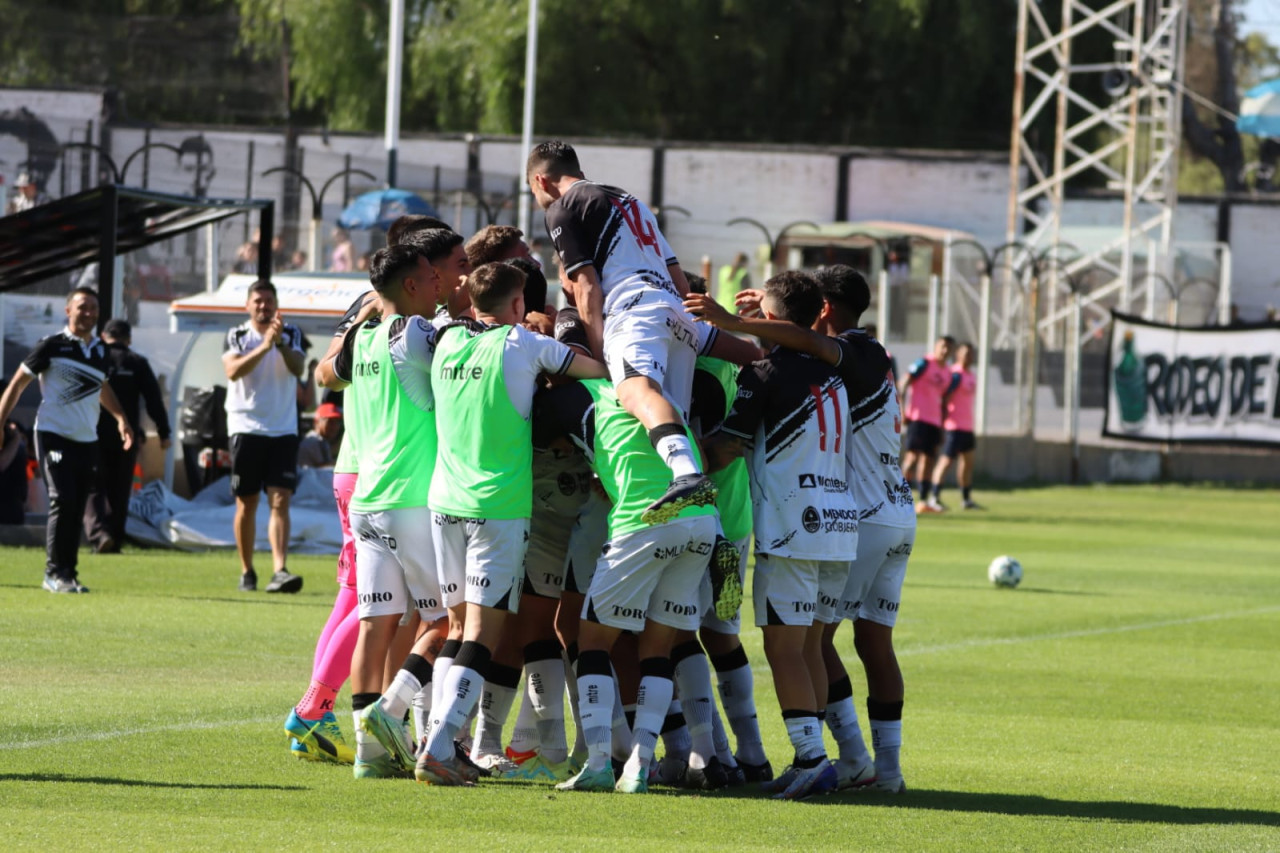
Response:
[1240,0,1280,40]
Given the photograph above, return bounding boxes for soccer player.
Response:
[527,139,717,524]
[652,271,766,789]
[699,271,858,800]
[398,227,473,323]
[329,244,450,778]
[0,287,134,593]
[687,265,913,794]
[899,335,954,513]
[931,341,981,510]
[288,218,459,764]
[283,294,375,766]
[416,262,607,786]
[530,378,719,795]
[222,280,306,593]
[464,224,535,268]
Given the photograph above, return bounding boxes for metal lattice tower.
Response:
[1006,0,1188,345]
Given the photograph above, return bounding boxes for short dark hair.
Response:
[400,228,464,265]
[67,286,99,304]
[103,318,131,341]
[465,225,525,268]
[386,214,453,246]
[247,279,277,299]
[503,257,546,318]
[468,262,526,315]
[684,271,708,295]
[369,244,424,296]
[527,140,584,181]
[813,264,870,320]
[763,270,824,328]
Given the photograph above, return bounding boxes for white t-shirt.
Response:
[222,321,305,437]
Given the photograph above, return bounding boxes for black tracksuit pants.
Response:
[36,431,99,579]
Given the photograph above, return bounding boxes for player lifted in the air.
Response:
[527,140,717,525]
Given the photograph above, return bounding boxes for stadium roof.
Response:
[0,184,274,298]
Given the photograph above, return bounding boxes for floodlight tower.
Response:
[1006,0,1188,344]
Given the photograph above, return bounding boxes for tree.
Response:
[1181,0,1280,193]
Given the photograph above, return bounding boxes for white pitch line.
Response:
[898,604,1280,657]
[5,608,1278,752]
[0,715,279,752]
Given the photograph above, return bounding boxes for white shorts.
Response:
[562,492,611,597]
[431,513,529,612]
[754,553,850,627]
[350,507,445,622]
[525,506,575,599]
[698,536,750,634]
[583,515,718,633]
[839,522,913,628]
[603,293,712,413]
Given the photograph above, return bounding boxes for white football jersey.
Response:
[720,348,858,562]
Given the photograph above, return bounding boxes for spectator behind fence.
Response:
[83,319,172,554]
[6,171,50,215]
[222,279,306,594]
[329,228,355,272]
[716,252,750,313]
[297,402,342,469]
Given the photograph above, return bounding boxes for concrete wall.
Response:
[847,153,1011,248]
[978,435,1280,484]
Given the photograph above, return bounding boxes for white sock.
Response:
[508,679,539,754]
[425,664,484,762]
[528,655,568,763]
[826,696,871,765]
[625,674,674,778]
[431,652,455,711]
[353,708,388,761]
[654,431,702,478]
[411,685,431,744]
[783,714,826,763]
[660,698,691,761]
[717,661,765,765]
[674,651,717,769]
[616,703,636,764]
[710,701,735,766]
[566,655,586,760]
[474,681,518,757]
[870,719,903,779]
[576,671,615,772]
[377,669,422,721]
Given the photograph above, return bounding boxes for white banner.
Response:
[1104,313,1280,447]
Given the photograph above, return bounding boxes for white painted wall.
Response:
[1226,204,1280,319]
[846,154,1010,249]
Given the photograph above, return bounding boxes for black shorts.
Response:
[229,433,299,497]
[904,421,942,454]
[942,430,976,458]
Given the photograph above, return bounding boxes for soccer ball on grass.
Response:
[987,555,1023,588]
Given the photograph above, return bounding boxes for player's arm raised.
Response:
[684,291,840,365]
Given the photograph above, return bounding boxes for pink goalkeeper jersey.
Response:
[904,356,950,427]
[944,366,976,432]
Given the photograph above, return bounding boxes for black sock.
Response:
[962,486,972,501]
[920,481,932,501]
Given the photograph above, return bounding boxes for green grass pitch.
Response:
[1,484,1278,851]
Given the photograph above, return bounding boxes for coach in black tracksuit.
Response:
[83,318,171,554]
[0,288,134,593]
